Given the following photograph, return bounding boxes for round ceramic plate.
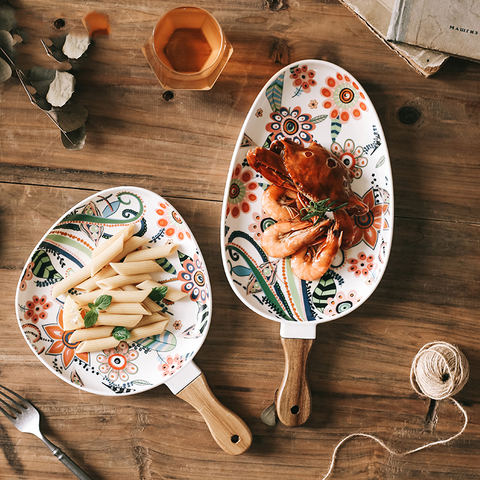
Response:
[221,60,393,326]
[16,186,212,396]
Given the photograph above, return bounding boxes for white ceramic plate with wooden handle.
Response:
[221,60,393,426]
[16,186,251,454]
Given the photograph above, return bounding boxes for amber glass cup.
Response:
[143,6,233,90]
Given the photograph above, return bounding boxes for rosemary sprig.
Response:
[301,198,348,225]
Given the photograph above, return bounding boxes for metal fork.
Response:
[0,384,92,480]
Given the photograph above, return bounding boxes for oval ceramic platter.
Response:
[221,60,394,337]
[16,186,212,396]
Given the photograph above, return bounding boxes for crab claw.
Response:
[246,147,296,192]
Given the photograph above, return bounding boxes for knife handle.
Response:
[176,373,252,455]
[276,337,314,427]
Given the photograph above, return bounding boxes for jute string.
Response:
[321,341,470,479]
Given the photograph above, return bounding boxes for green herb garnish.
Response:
[112,326,131,341]
[148,286,168,303]
[84,294,112,328]
[301,198,348,225]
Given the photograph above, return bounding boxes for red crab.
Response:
[246,139,368,280]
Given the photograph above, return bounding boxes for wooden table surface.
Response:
[1,1,480,479]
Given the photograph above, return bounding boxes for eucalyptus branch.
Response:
[0,46,74,145]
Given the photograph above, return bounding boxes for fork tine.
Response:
[0,403,17,420]
[0,386,28,412]
[0,384,29,406]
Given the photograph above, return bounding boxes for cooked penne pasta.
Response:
[70,326,114,342]
[76,336,120,354]
[136,280,188,302]
[92,224,136,259]
[128,320,168,342]
[96,313,142,327]
[52,264,91,299]
[133,312,168,328]
[110,236,150,263]
[96,274,152,290]
[110,260,163,276]
[75,289,150,305]
[90,234,125,276]
[164,289,188,302]
[104,303,151,315]
[75,265,116,292]
[120,284,164,313]
[123,244,179,263]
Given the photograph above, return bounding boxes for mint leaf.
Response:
[84,309,99,328]
[95,294,112,310]
[112,326,131,341]
[87,302,96,310]
[148,286,168,303]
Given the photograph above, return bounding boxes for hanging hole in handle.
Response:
[290,405,299,415]
[231,435,240,444]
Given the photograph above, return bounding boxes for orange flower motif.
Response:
[156,202,192,241]
[24,295,52,323]
[321,72,368,124]
[226,164,258,218]
[44,309,89,369]
[352,189,389,249]
[290,64,317,93]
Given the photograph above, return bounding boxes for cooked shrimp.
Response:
[290,226,342,281]
[261,219,330,258]
[333,209,355,249]
[262,185,300,221]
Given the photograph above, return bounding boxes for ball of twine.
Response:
[322,341,470,479]
[410,341,469,400]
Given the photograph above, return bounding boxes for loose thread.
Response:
[321,341,470,479]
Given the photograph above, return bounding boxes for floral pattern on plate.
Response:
[16,187,211,396]
[221,60,393,325]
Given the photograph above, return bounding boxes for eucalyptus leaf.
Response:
[46,70,75,107]
[43,39,68,63]
[51,103,88,132]
[0,3,16,32]
[0,29,14,59]
[62,32,90,59]
[32,92,52,111]
[0,56,11,83]
[62,124,86,150]
[50,34,67,50]
[28,66,56,97]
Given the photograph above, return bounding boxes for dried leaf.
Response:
[32,92,51,110]
[46,70,76,107]
[0,29,14,58]
[0,3,16,32]
[62,124,86,150]
[260,402,278,427]
[28,66,56,97]
[42,38,68,63]
[62,32,90,59]
[0,56,11,83]
[51,103,88,132]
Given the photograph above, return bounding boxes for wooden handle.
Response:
[176,373,252,455]
[276,337,314,427]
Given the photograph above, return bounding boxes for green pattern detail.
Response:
[31,250,62,279]
[266,73,285,112]
[285,257,306,321]
[226,244,294,321]
[47,234,93,258]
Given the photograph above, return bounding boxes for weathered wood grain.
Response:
[1,0,480,479]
